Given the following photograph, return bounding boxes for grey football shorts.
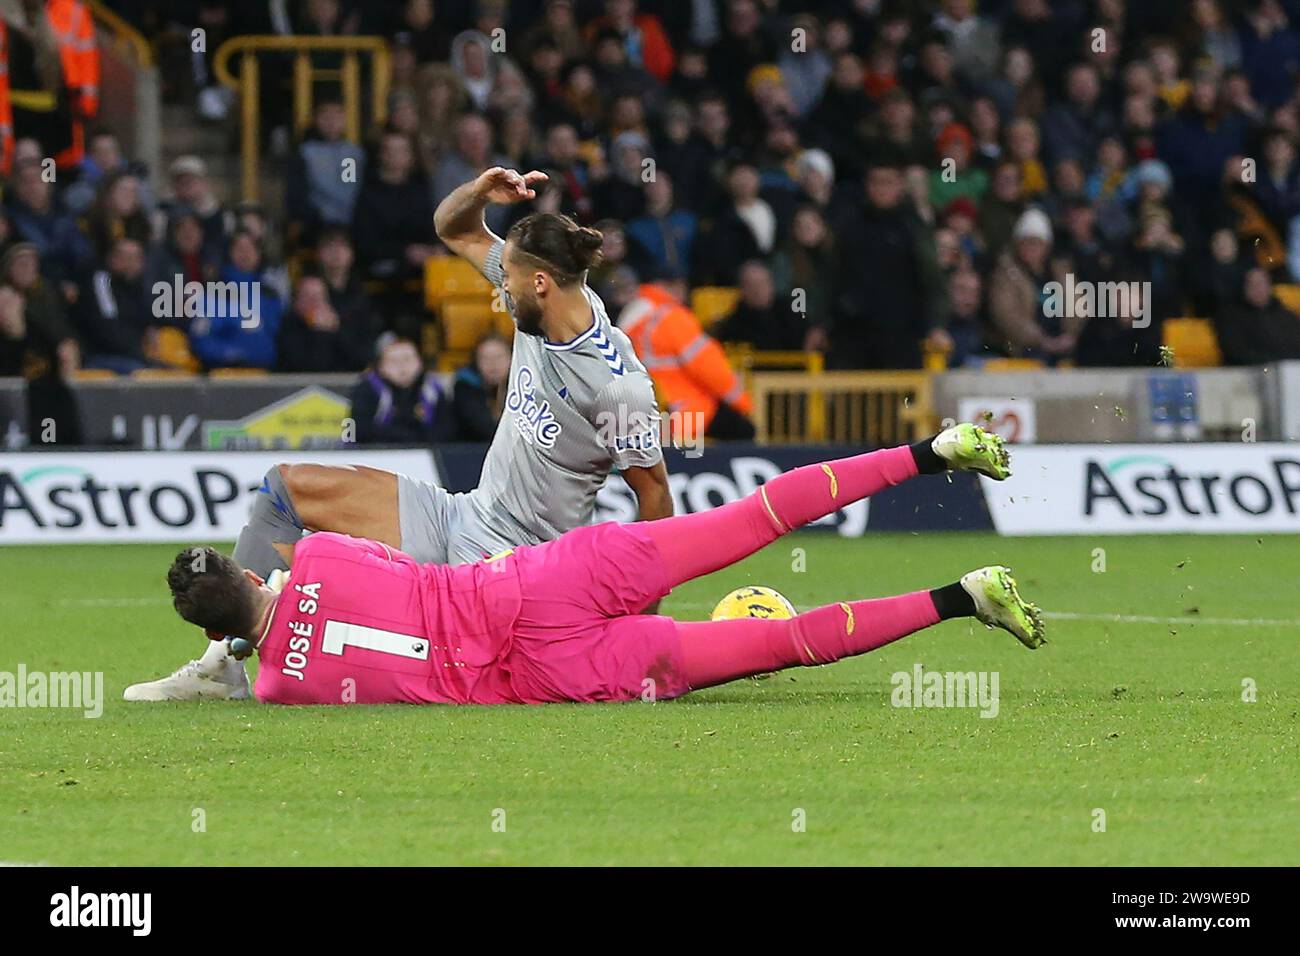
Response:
[396,474,519,566]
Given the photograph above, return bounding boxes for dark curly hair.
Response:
[505,212,604,286]
[166,546,259,637]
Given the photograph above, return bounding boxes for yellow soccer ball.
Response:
[710,585,797,621]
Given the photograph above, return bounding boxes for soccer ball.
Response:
[710,585,797,621]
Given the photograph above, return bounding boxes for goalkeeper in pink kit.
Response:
[166,425,1045,706]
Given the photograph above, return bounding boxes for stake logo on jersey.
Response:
[506,365,562,448]
[472,238,664,543]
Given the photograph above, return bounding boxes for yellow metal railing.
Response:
[725,346,825,437]
[750,370,936,446]
[88,0,154,67]
[213,36,391,201]
[725,345,825,378]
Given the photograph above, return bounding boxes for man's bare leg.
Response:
[277,464,402,546]
[232,464,402,578]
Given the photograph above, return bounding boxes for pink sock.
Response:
[678,590,941,690]
[642,445,919,589]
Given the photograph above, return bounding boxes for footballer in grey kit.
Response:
[126,167,673,702]
[404,236,663,563]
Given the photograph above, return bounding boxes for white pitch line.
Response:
[54,597,168,607]
[671,601,1297,628]
[1044,611,1299,628]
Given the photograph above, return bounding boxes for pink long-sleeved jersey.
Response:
[253,533,523,705]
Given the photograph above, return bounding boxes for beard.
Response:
[513,293,545,335]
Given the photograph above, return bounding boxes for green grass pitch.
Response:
[2,533,1298,866]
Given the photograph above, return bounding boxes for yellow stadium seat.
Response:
[209,367,269,378]
[73,368,117,381]
[691,286,741,328]
[1162,317,1222,367]
[922,338,952,371]
[492,310,515,339]
[982,358,1046,371]
[436,352,468,373]
[425,257,494,309]
[1275,283,1300,314]
[440,298,497,351]
[147,327,202,372]
[421,321,441,361]
[131,368,199,380]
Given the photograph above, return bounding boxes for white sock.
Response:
[198,638,233,675]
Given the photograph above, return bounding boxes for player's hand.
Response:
[476,167,548,205]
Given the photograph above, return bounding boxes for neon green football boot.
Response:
[932,422,1012,480]
[960,566,1046,649]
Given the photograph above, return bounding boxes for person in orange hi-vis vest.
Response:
[617,270,756,444]
[0,19,13,176]
[46,0,98,169]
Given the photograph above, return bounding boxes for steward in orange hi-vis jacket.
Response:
[46,0,98,168]
[618,281,756,443]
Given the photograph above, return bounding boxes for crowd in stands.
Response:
[7,0,1300,444]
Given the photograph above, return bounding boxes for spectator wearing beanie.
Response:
[988,207,1079,363]
[928,122,988,210]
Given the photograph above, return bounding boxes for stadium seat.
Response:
[691,287,741,328]
[492,310,514,339]
[1274,283,1300,315]
[1229,193,1286,268]
[421,321,441,362]
[73,368,118,381]
[1162,317,1223,367]
[425,257,494,310]
[209,368,270,378]
[436,352,467,373]
[146,327,202,372]
[441,298,497,352]
[982,358,1046,371]
[131,368,198,380]
[922,338,953,371]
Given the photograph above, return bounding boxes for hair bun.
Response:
[571,226,605,269]
[574,226,603,250]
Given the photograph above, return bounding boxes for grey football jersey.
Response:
[465,239,663,543]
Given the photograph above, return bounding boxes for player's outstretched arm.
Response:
[434,167,548,274]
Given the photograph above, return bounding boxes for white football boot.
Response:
[123,640,250,701]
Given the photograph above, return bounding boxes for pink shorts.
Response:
[489,523,689,704]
